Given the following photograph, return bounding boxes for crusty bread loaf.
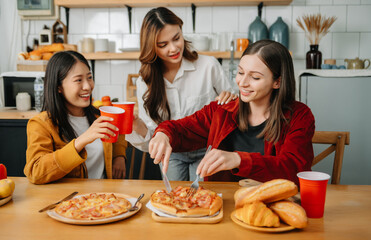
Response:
[269,200,308,229]
[235,201,280,227]
[235,179,298,208]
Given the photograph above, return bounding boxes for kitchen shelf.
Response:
[82,51,243,60]
[55,0,292,8]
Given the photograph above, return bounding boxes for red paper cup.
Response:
[112,102,135,134]
[297,171,330,218]
[99,106,125,143]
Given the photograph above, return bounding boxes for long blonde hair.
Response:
[237,40,296,143]
[139,7,198,124]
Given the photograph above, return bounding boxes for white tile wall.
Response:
[360,33,371,59]
[69,9,85,34]
[334,0,361,4]
[85,8,109,34]
[109,8,130,34]
[212,7,239,33]
[195,7,212,33]
[332,33,360,59]
[19,1,371,101]
[320,5,346,32]
[347,5,371,32]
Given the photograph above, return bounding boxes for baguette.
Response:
[235,201,280,227]
[269,200,308,229]
[235,179,298,208]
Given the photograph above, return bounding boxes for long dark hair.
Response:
[237,40,296,143]
[139,7,198,124]
[43,51,99,142]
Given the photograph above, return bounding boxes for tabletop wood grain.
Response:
[1,177,370,240]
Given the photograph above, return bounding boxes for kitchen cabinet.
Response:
[55,0,292,8]
[0,119,28,177]
[299,70,371,185]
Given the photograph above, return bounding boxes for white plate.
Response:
[46,193,141,225]
[119,48,140,52]
[0,195,12,206]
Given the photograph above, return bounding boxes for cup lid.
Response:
[297,171,331,181]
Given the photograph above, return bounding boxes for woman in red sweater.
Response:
[149,40,315,185]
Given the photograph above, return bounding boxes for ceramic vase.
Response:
[306,45,322,69]
[269,17,289,49]
[248,16,268,44]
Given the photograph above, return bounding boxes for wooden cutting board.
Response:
[151,207,223,224]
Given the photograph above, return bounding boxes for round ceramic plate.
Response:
[0,195,12,207]
[46,193,141,225]
[230,210,295,233]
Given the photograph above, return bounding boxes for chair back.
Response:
[312,131,350,184]
[126,74,140,115]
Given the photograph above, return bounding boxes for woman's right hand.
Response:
[74,116,119,152]
[148,132,172,173]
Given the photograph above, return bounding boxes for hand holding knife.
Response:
[159,162,172,193]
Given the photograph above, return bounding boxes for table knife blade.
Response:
[38,191,78,213]
[159,162,172,193]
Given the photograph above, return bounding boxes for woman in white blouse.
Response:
[126,7,237,181]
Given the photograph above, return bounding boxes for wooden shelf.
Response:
[82,51,243,60]
[55,0,292,8]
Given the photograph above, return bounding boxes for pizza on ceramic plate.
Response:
[54,193,131,220]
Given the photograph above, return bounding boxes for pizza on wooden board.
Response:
[54,193,131,220]
[150,186,223,217]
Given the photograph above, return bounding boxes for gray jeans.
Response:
[166,148,206,181]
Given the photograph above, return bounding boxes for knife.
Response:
[38,191,78,213]
[159,162,172,193]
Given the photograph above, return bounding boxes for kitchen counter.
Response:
[1,177,371,240]
[0,107,38,119]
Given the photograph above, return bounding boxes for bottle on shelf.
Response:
[34,76,44,112]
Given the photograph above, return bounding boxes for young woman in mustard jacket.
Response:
[25,51,127,184]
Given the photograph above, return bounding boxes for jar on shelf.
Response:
[16,92,31,111]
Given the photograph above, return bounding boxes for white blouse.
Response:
[126,55,238,152]
[68,115,105,179]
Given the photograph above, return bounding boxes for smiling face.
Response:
[236,54,280,107]
[58,61,94,116]
[155,24,184,69]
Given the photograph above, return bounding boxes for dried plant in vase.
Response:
[296,14,337,69]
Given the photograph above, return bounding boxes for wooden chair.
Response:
[127,143,147,180]
[312,131,350,184]
[126,74,140,115]
[126,73,147,179]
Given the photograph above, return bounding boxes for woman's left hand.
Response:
[112,156,126,179]
[215,91,238,105]
[196,149,241,178]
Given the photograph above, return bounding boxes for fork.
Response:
[187,145,212,198]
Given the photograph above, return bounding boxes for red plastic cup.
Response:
[112,102,135,134]
[297,171,331,218]
[99,106,125,143]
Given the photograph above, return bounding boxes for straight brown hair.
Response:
[139,7,198,124]
[237,40,296,143]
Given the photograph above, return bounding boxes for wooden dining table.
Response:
[1,177,370,240]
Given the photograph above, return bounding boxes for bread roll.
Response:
[235,201,280,227]
[235,179,298,208]
[29,50,42,60]
[269,200,308,229]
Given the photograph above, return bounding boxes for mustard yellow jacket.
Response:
[24,111,127,184]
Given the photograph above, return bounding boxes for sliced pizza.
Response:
[150,186,223,217]
[54,193,131,220]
